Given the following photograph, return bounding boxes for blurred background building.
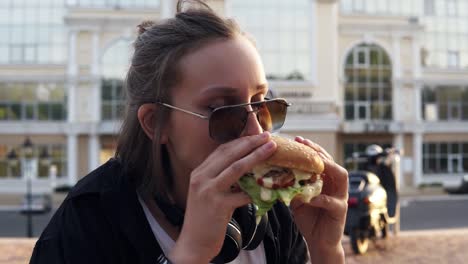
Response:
[0,0,467,204]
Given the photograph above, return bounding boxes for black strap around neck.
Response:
[154,195,185,228]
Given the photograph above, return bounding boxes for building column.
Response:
[90,30,100,77]
[68,30,78,77]
[413,132,423,187]
[67,134,78,186]
[394,133,404,190]
[91,30,102,122]
[391,33,401,79]
[66,29,79,185]
[412,34,422,79]
[161,0,176,19]
[315,0,338,98]
[414,83,422,122]
[393,83,402,121]
[88,134,100,172]
[67,30,78,123]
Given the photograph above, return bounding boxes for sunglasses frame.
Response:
[156,98,291,141]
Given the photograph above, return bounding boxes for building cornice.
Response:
[422,122,468,133]
[65,9,161,31]
[283,114,341,131]
[339,16,424,37]
[316,0,338,3]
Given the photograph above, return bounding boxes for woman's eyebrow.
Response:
[200,86,238,96]
[200,84,267,96]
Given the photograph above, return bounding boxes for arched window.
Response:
[101,39,132,121]
[344,43,392,121]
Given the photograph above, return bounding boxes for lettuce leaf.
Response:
[238,176,305,217]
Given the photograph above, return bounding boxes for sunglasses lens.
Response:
[209,99,288,143]
[259,100,288,132]
[209,107,248,143]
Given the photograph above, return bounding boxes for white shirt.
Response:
[138,196,267,264]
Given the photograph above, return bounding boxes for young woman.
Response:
[30,1,348,263]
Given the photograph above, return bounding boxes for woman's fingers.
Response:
[194,132,272,180]
[291,194,347,221]
[294,136,348,199]
[295,136,334,162]
[321,158,349,199]
[214,139,277,191]
[187,132,276,213]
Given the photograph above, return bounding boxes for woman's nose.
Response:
[241,111,263,137]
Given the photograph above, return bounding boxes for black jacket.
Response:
[30,159,308,264]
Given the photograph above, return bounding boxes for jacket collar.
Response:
[98,160,163,263]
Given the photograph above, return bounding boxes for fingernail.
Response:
[263,141,275,150]
[260,131,270,138]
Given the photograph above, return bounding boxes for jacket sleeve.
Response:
[29,195,112,264]
[30,236,66,264]
[268,202,309,264]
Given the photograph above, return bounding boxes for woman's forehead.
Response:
[175,37,266,97]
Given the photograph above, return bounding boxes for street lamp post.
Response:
[23,138,34,238]
[6,137,50,238]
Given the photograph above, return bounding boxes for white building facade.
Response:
[0,0,467,203]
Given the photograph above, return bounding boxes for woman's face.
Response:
[164,36,268,199]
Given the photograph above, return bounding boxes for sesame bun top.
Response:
[266,135,324,174]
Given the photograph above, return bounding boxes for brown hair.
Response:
[115,0,244,200]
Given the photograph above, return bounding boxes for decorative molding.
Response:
[0,75,66,82]
[65,16,154,31]
[422,122,468,133]
[283,115,340,131]
[288,100,337,114]
[316,0,338,3]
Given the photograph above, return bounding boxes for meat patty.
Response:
[256,168,295,189]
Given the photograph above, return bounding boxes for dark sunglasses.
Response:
[157,98,291,143]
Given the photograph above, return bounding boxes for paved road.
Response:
[1,194,467,237]
[344,228,468,264]
[400,194,468,230]
[0,210,53,238]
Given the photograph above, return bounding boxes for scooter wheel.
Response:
[350,228,369,254]
[381,220,389,239]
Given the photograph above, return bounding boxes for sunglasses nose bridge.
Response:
[241,109,264,137]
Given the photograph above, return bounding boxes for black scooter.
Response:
[344,145,400,254]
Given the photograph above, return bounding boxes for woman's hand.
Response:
[290,136,348,264]
[169,132,277,264]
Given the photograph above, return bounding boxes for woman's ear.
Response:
[137,103,169,144]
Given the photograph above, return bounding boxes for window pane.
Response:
[345,103,354,120]
[24,104,35,119]
[440,143,448,154]
[231,1,312,80]
[428,143,437,154]
[38,104,49,120]
[101,104,113,120]
[451,143,460,154]
[463,143,468,154]
[0,161,7,178]
[462,105,468,120]
[343,44,392,122]
[50,104,65,120]
[440,157,448,172]
[357,86,367,100]
[439,104,448,119]
[345,85,354,100]
[428,157,437,173]
[10,104,21,120]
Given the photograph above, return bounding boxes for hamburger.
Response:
[238,136,324,217]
